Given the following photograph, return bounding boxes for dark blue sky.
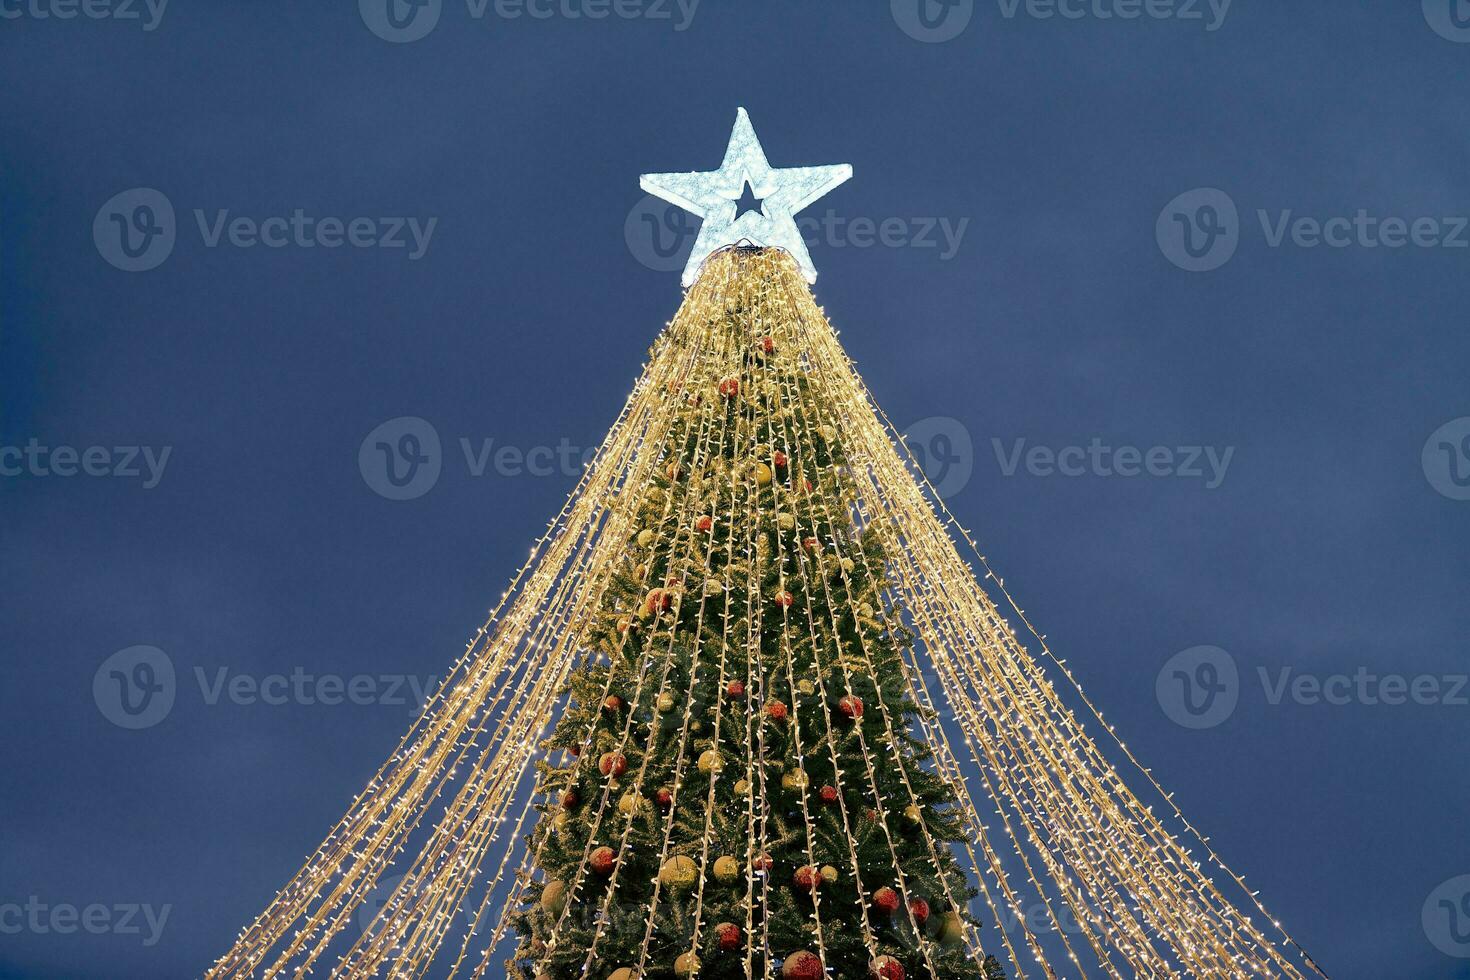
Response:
[3,2,1469,977]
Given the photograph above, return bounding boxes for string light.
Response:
[208,248,1324,980]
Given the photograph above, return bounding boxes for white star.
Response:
[640,107,853,287]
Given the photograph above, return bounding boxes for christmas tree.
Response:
[511,246,1000,980]
[209,112,1325,980]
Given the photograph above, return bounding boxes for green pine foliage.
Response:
[512,290,1004,980]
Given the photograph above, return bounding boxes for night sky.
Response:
[3,2,1469,978]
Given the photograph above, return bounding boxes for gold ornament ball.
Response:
[540,879,567,915]
[608,970,639,980]
[552,812,570,835]
[637,529,655,548]
[776,512,795,531]
[820,864,839,883]
[753,462,773,486]
[618,791,645,816]
[796,679,815,696]
[673,952,701,977]
[659,855,700,892]
[713,855,741,883]
[657,692,677,713]
[904,804,923,825]
[703,578,724,596]
[698,749,724,774]
[938,911,966,946]
[734,778,751,795]
[781,769,810,791]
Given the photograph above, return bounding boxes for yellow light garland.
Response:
[208,247,1325,980]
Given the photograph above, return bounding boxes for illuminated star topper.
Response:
[640,107,853,286]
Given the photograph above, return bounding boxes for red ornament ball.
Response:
[793,865,821,893]
[871,955,905,980]
[819,785,839,805]
[603,695,624,714]
[645,589,672,615]
[560,788,580,809]
[718,377,740,399]
[872,886,900,914]
[802,536,819,552]
[714,920,743,952]
[726,680,746,699]
[764,700,788,722]
[589,846,616,876]
[781,951,823,980]
[908,897,930,926]
[773,450,788,468]
[599,752,628,778]
[773,590,795,609]
[752,852,774,873]
[567,744,581,757]
[656,787,673,808]
[838,695,864,720]
[761,336,776,355]
[696,515,714,533]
